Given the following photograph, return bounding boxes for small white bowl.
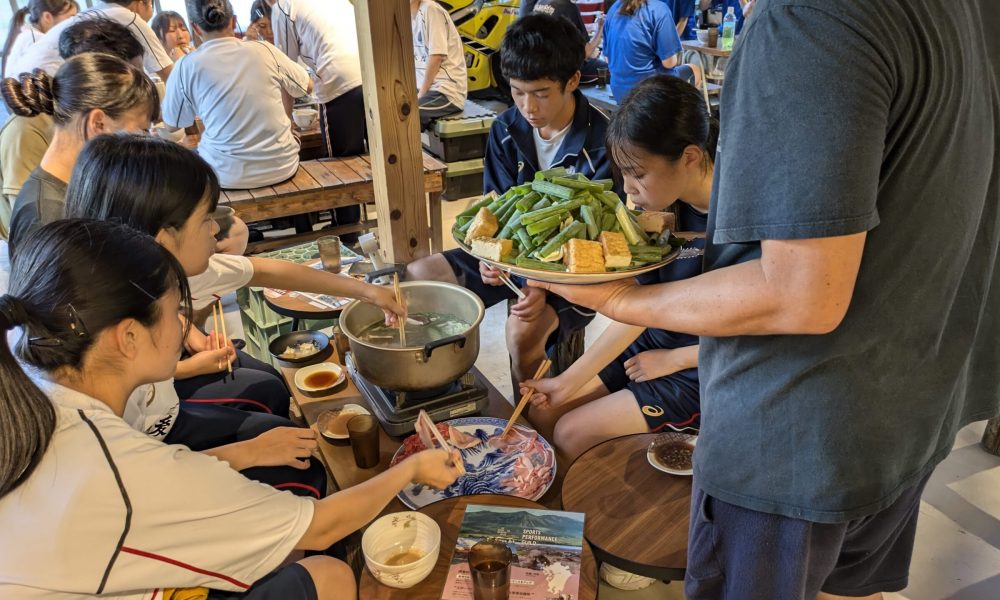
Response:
[293,362,345,393]
[292,108,319,130]
[362,512,441,589]
[316,403,371,441]
[153,124,185,142]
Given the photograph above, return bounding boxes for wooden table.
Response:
[222,153,448,254]
[358,495,598,600]
[282,348,570,514]
[562,433,692,581]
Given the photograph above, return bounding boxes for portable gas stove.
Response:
[345,352,490,436]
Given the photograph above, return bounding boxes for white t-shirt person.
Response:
[0,378,314,600]
[411,0,467,107]
[5,2,172,78]
[270,0,362,105]
[4,22,45,78]
[162,37,311,189]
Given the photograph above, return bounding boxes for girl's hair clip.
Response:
[66,304,89,338]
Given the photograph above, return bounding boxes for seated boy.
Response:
[410,0,467,129]
[406,13,616,392]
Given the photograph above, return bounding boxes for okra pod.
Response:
[530,179,576,200]
[580,204,600,240]
[521,198,583,225]
[516,256,568,272]
[525,214,563,235]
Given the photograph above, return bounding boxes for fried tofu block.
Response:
[599,231,631,268]
[471,237,513,262]
[464,207,499,244]
[636,211,676,235]
[565,238,606,273]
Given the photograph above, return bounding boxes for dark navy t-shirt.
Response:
[699,0,1000,523]
[666,0,697,40]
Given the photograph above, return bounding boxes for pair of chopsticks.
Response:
[495,269,526,300]
[418,409,466,475]
[392,272,407,346]
[500,358,552,439]
[211,295,232,374]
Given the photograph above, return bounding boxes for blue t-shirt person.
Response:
[603,0,683,101]
[668,0,698,40]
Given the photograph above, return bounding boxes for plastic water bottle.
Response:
[721,7,736,51]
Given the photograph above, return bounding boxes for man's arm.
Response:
[419,54,445,97]
[533,233,867,336]
[676,17,689,36]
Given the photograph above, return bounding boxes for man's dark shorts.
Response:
[209,563,317,600]
[685,472,932,599]
[442,248,595,342]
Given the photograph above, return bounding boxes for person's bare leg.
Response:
[553,389,649,460]
[817,593,883,600]
[506,304,558,400]
[298,555,357,600]
[526,376,610,441]
[404,253,459,284]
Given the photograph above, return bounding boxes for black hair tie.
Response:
[0,294,28,329]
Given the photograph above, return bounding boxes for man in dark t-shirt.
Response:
[531,1,1000,598]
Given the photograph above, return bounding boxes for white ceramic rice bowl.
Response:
[362,511,441,589]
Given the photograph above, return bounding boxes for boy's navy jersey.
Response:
[482,90,617,195]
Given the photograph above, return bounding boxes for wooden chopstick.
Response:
[496,269,526,300]
[210,301,222,371]
[501,358,552,439]
[217,298,232,374]
[392,272,407,347]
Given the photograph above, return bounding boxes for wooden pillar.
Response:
[354,0,430,264]
[983,415,1000,456]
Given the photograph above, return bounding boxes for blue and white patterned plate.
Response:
[390,417,557,509]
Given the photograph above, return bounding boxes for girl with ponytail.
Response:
[0,218,462,599]
[522,75,717,460]
[3,52,158,255]
[1,0,78,78]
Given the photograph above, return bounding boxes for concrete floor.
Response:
[438,197,1000,600]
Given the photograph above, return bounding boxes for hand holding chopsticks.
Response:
[417,409,465,475]
[501,358,552,439]
[495,269,526,301]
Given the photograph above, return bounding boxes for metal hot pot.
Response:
[339,280,485,392]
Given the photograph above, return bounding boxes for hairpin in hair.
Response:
[66,304,89,338]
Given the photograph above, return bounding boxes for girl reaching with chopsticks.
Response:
[62,136,400,500]
[0,219,462,599]
[522,75,713,459]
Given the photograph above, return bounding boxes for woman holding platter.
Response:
[523,75,714,459]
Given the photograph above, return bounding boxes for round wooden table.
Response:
[264,289,345,330]
[359,494,599,599]
[562,433,692,581]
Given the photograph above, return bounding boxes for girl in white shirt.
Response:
[1,0,78,78]
[0,218,462,599]
[162,0,313,189]
[150,10,194,61]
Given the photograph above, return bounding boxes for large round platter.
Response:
[452,230,681,285]
[390,417,556,509]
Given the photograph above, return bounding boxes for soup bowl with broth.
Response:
[362,511,440,588]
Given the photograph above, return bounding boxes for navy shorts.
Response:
[209,563,317,600]
[597,331,700,432]
[685,472,932,599]
[442,249,595,343]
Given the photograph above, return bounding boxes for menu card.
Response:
[441,504,585,600]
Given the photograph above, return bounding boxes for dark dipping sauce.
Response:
[304,370,339,389]
[655,441,694,471]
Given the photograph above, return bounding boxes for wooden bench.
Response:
[222,152,448,254]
